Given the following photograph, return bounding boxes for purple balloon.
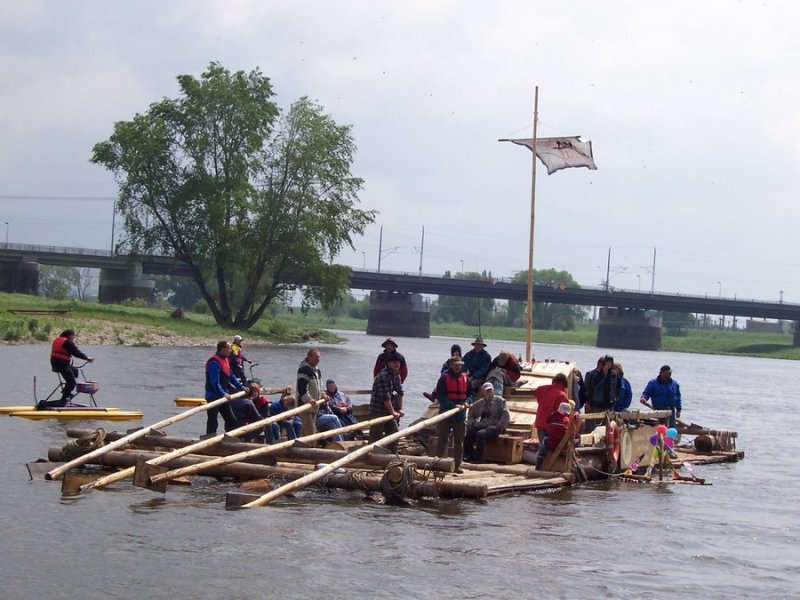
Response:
[649,434,659,446]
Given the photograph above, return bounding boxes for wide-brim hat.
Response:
[381,337,398,349]
[471,336,486,347]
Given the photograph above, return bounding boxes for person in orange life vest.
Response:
[536,402,573,467]
[423,343,462,402]
[533,373,569,445]
[45,329,94,409]
[205,340,246,435]
[435,355,473,474]
[489,350,521,382]
[373,338,408,383]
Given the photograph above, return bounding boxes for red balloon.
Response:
[664,437,675,448]
[656,424,667,434]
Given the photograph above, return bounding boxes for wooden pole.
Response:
[236,400,482,509]
[81,401,315,491]
[46,390,247,480]
[147,415,395,487]
[525,85,540,363]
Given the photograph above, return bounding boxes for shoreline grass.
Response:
[2,292,799,359]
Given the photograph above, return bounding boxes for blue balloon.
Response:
[666,428,678,439]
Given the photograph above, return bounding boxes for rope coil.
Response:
[60,428,106,461]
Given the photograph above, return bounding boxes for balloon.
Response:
[656,424,667,434]
[666,428,678,439]
[649,434,659,446]
[664,437,675,448]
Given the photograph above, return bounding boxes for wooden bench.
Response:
[7,308,71,315]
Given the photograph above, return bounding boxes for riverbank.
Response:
[3,292,799,359]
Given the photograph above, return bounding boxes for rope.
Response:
[379,458,418,501]
[59,428,106,461]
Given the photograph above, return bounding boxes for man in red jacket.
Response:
[533,373,569,445]
[41,329,94,409]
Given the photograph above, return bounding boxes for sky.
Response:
[2,1,799,304]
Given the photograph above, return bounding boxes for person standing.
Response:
[204,340,246,435]
[435,356,473,473]
[297,348,323,436]
[463,336,492,392]
[614,362,633,412]
[42,329,94,409]
[373,338,408,383]
[640,365,682,428]
[590,355,619,412]
[368,353,405,452]
[464,382,510,464]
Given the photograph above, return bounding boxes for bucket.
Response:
[76,381,99,394]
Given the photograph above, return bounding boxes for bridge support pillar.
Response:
[98,263,155,304]
[793,322,800,346]
[366,291,430,338]
[0,258,40,295]
[596,307,661,351]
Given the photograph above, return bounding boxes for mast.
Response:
[524,86,539,363]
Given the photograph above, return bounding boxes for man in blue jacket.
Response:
[640,365,682,428]
[205,340,246,435]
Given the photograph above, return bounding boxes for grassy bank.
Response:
[0,293,339,346]
[3,293,799,359]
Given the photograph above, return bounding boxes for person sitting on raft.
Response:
[464,382,510,464]
[325,379,362,440]
[267,394,303,442]
[488,350,521,382]
[40,328,94,410]
[536,402,573,468]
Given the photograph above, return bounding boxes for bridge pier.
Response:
[793,322,800,346]
[0,258,39,295]
[366,291,430,338]
[596,307,662,351]
[98,263,155,304]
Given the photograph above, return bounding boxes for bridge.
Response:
[2,243,798,348]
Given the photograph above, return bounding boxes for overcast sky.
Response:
[2,1,798,303]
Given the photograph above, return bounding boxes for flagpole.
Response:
[525,86,539,363]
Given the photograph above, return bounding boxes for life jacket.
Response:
[205,353,231,392]
[443,370,468,402]
[50,336,71,361]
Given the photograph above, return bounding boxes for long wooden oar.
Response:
[79,401,316,492]
[231,399,481,509]
[46,391,247,481]
[143,414,395,491]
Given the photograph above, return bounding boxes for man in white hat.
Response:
[464,381,510,464]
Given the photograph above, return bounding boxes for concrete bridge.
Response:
[2,243,798,349]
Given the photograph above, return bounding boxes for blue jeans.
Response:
[269,417,303,442]
[316,414,344,442]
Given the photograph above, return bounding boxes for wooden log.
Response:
[66,428,455,472]
[49,447,489,500]
[237,399,483,508]
[465,463,575,483]
[145,415,396,488]
[46,391,247,480]
[78,401,316,491]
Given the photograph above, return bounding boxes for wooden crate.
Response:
[483,434,524,464]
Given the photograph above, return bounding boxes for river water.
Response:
[0,333,797,599]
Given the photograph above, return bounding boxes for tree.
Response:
[92,62,375,328]
[508,268,586,330]
[39,266,80,300]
